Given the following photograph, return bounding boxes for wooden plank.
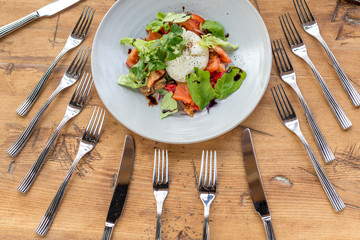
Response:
[0,0,359,239]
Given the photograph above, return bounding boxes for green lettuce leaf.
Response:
[117,73,145,88]
[199,34,239,50]
[161,92,178,119]
[146,12,190,33]
[120,37,135,46]
[201,20,226,40]
[215,66,246,99]
[186,68,218,110]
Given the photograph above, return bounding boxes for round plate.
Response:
[92,0,271,144]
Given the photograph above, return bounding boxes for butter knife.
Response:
[242,128,276,240]
[102,135,135,240]
[0,0,81,38]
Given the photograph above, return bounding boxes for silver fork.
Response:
[292,0,360,107]
[198,150,217,240]
[271,84,345,212]
[7,47,90,157]
[17,73,93,194]
[153,149,169,240]
[16,6,95,117]
[271,39,334,163]
[279,13,352,130]
[35,106,106,236]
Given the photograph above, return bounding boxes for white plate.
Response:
[92,0,271,144]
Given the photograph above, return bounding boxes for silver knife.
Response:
[102,135,135,240]
[0,0,81,38]
[242,128,276,240]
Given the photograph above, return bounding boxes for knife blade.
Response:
[0,0,81,38]
[242,128,276,240]
[102,135,135,240]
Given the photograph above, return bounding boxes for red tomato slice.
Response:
[172,83,193,104]
[205,55,220,74]
[147,30,163,41]
[191,14,205,25]
[178,19,200,35]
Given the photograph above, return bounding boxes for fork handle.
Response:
[294,130,346,212]
[0,11,40,38]
[16,47,70,116]
[35,145,90,235]
[17,115,71,193]
[301,55,352,130]
[7,85,62,157]
[314,35,360,107]
[202,206,210,240]
[290,84,335,163]
[262,216,276,240]
[102,225,114,240]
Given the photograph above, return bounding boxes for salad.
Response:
[118,12,246,119]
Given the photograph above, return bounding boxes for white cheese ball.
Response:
[166,29,209,82]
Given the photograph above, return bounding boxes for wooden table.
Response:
[1,0,360,239]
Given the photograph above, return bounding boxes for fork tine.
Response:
[271,86,287,119]
[67,46,83,73]
[73,47,91,76]
[213,151,217,187]
[88,107,100,138]
[208,151,212,187]
[69,72,86,103]
[276,85,291,117]
[72,6,86,34]
[84,106,97,136]
[293,0,306,25]
[95,109,106,141]
[204,150,208,187]
[153,149,157,184]
[286,13,303,44]
[279,39,293,71]
[74,73,93,106]
[74,6,88,35]
[199,150,204,186]
[157,149,160,183]
[165,150,169,184]
[279,84,295,117]
[161,150,165,183]
[80,8,95,37]
[302,0,315,21]
[272,40,282,74]
[279,15,294,47]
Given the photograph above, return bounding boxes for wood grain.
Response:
[0,0,360,239]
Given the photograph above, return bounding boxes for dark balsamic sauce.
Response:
[128,48,132,54]
[225,33,229,38]
[146,95,158,106]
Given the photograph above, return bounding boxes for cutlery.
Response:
[17,73,93,194]
[271,39,334,163]
[7,47,90,157]
[271,84,345,212]
[198,150,217,240]
[102,135,134,240]
[292,0,360,107]
[0,0,82,39]
[242,128,276,240]
[153,149,169,240]
[36,106,106,236]
[16,6,95,116]
[279,13,352,130]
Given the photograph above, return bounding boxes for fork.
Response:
[16,6,95,117]
[271,84,345,212]
[7,47,90,157]
[17,73,93,194]
[271,39,334,163]
[198,150,217,240]
[153,149,169,240]
[292,0,360,107]
[279,13,352,130]
[35,106,106,236]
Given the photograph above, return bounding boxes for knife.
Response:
[0,0,81,39]
[242,128,276,240]
[102,135,135,240]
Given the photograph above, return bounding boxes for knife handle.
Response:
[262,216,276,240]
[0,11,40,38]
[102,225,114,240]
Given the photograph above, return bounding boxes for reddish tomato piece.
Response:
[164,84,177,93]
[147,30,163,41]
[191,14,205,25]
[178,19,200,35]
[126,48,139,68]
[172,83,193,104]
[205,55,220,74]
[212,71,226,82]
[213,46,231,63]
